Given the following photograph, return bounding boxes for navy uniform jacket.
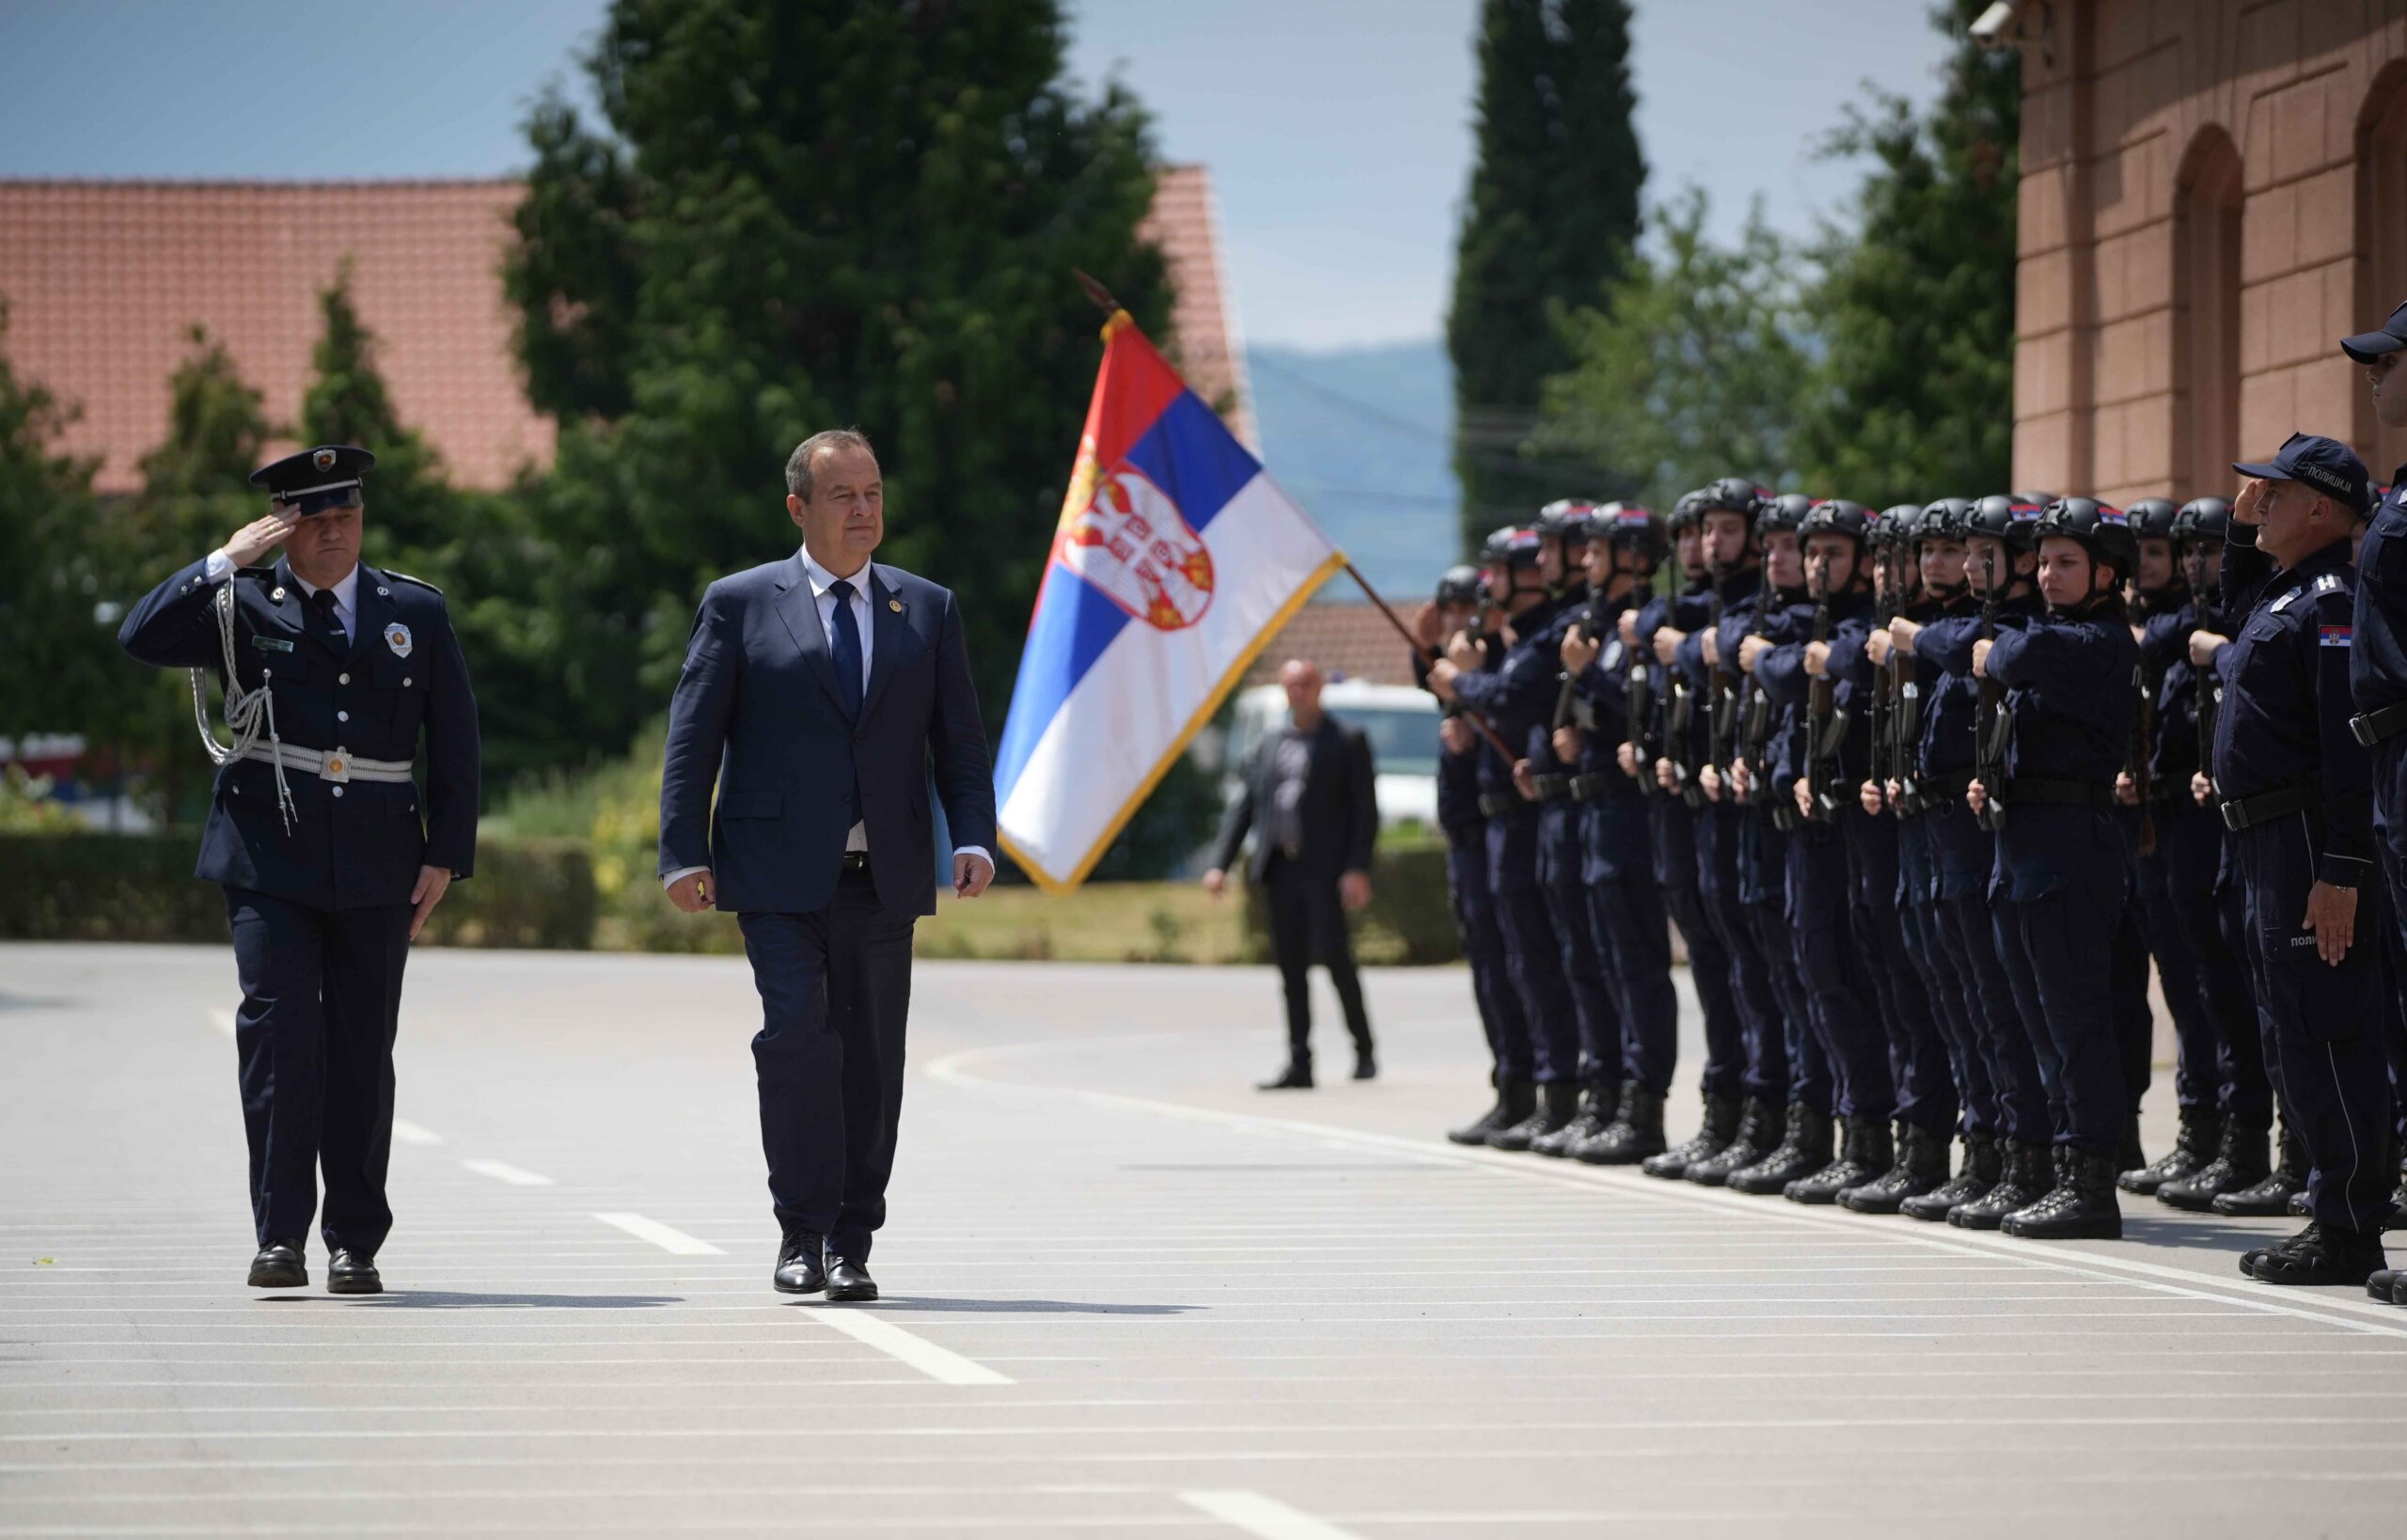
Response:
[2352,471,2407,715]
[118,556,480,910]
[1567,594,1642,777]
[1450,592,1572,794]
[2137,597,2204,789]
[1760,587,1876,794]
[1979,594,2140,901]
[1412,650,1485,835]
[2210,541,2373,888]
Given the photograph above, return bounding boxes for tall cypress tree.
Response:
[1447,0,1644,543]
[299,268,452,559]
[0,305,104,752]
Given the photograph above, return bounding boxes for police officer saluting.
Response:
[118,446,480,1294]
[2205,434,2387,1288]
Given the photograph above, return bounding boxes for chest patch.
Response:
[384,622,413,659]
[2320,625,2353,648]
[248,636,294,654]
[2270,588,2302,613]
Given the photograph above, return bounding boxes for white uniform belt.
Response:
[235,743,413,784]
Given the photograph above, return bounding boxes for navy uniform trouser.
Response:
[1786,820,1892,1123]
[1991,810,2132,1154]
[2110,810,2158,1120]
[1928,801,2050,1143]
[1447,821,1528,1083]
[1738,807,1817,1109]
[1583,788,1678,1095]
[2237,813,2393,1232]
[1897,809,1989,1135]
[1697,800,1790,1104]
[1538,798,1623,1084]
[2158,795,2273,1126]
[2132,803,2213,1117]
[1489,809,1581,1084]
[223,888,413,1253]
[1653,796,1743,1100]
[2370,737,2407,1155]
[1844,806,1952,1134]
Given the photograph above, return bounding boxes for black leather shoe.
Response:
[246,1241,307,1289]
[1257,1060,1313,1091]
[2242,1222,2384,1287]
[1787,1115,1892,1205]
[1532,1079,1615,1158]
[1726,1103,1833,1196]
[2121,1106,2220,1195]
[1645,1092,1740,1180]
[1491,1080,1581,1153]
[326,1248,382,1296]
[1842,1121,1951,1215]
[826,1254,878,1302]
[1949,1139,2052,1230]
[1901,1132,1999,1222]
[773,1230,826,1295]
[1575,1081,1667,1165]
[1447,1077,1534,1146]
[2159,1120,2270,1211]
[1681,1096,1779,1186]
[2210,1131,2308,1218]
[2002,1148,2123,1240]
[1352,1050,1377,1081]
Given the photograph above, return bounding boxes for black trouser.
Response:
[1654,796,1744,1100]
[1261,850,1374,1061]
[1539,799,1622,1082]
[739,863,917,1261]
[1584,790,1679,1095]
[223,888,413,1254]
[2159,795,2272,1125]
[1786,822,1890,1123]
[1447,822,1527,1081]
[1993,811,2131,1155]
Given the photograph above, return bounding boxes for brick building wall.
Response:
[2011,0,2407,503]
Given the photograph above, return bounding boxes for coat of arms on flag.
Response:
[993,309,1345,891]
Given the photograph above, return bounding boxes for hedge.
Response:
[0,833,597,950]
[1238,840,1458,966]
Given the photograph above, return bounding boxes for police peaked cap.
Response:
[2123,497,2183,541]
[2171,496,2232,543]
[2036,497,2138,574]
[251,444,375,516]
[2233,432,2374,517]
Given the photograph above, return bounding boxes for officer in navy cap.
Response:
[2197,434,2390,1287]
[118,444,480,1295]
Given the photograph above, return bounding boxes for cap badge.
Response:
[385,621,413,659]
[313,448,338,472]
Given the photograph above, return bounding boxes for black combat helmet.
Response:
[1667,489,1710,532]
[2035,497,2138,577]
[1967,494,2046,552]
[2126,497,2182,542]
[1599,501,1666,566]
[1693,478,1769,522]
[1536,497,1602,545]
[1435,564,1483,606]
[2171,496,2232,544]
[1916,497,1973,542]
[1758,492,1815,534]
[1799,498,1872,544]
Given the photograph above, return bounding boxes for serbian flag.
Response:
[995,311,1345,891]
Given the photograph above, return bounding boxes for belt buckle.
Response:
[2220,799,2245,833]
[2351,714,2380,747]
[322,748,353,784]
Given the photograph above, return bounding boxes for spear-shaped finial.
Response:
[1072,268,1120,317]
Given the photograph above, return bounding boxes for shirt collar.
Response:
[798,547,873,601]
[291,562,360,613]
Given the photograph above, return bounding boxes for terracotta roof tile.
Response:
[1241,602,1417,689]
[1138,165,1254,449]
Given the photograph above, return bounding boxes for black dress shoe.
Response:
[1351,1051,1377,1081]
[1257,1061,1314,1091]
[826,1254,878,1302]
[326,1249,382,1296]
[246,1241,307,1289]
[774,1230,826,1295]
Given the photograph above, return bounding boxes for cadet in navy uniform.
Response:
[2202,436,2390,1287]
[2338,306,2407,1304]
[118,447,480,1294]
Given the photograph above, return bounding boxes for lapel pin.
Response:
[271,588,286,601]
[377,587,390,597]
[889,599,904,613]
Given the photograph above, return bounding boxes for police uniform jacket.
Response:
[2352,471,2407,718]
[1759,585,1876,795]
[118,556,478,911]
[1450,591,1573,796]
[1413,649,1486,837]
[2210,540,2374,889]
[2137,598,2205,790]
[1979,594,2140,902]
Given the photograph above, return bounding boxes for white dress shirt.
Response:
[663,547,990,891]
[204,549,358,643]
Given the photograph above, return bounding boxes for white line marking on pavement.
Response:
[803,1310,1013,1386]
[389,1119,443,1146]
[1181,1489,1366,1539]
[592,1212,723,1255]
[206,1010,235,1039]
[459,1159,553,1187]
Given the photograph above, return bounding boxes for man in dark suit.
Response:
[118,445,480,1296]
[1205,659,1380,1089]
[659,428,996,1302]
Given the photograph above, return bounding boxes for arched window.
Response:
[2358,64,2407,478]
[2172,130,2243,503]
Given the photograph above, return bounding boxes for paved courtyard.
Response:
[2,942,2402,1538]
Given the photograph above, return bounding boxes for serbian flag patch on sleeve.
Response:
[2320,625,2354,648]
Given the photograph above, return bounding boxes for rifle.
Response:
[1974,548,2011,831]
[1625,566,1659,781]
[1706,562,1737,778]
[1866,542,1895,816]
[1737,585,1778,810]
[1554,580,1609,732]
[2131,647,2159,856]
[2194,600,2222,807]
[1803,569,1848,824]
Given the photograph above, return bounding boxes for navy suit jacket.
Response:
[657,551,997,917]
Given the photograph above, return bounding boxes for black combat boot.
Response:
[1446,1076,1534,1146]
[2242,1222,2387,1286]
[2159,1119,2270,1211]
[1900,1131,1999,1222]
[1727,1102,1833,1195]
[1683,1096,1782,1187]
[1948,1139,2052,1230]
[1842,1122,1952,1215]
[1532,1077,1618,1157]
[2120,1105,2222,1196]
[1575,1080,1666,1164]
[1491,1079,1581,1153]
[2210,1127,2308,1218]
[1645,1092,1741,1180]
[2002,1147,2123,1240]
[1786,1115,1893,1205]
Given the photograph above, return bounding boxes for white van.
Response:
[1220,679,1443,831]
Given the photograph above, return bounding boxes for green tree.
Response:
[299,267,453,558]
[1530,189,1810,511]
[1788,0,2020,505]
[1447,0,1645,541]
[0,303,106,757]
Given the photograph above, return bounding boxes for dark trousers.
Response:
[1654,796,1743,1100]
[1992,819,2131,1154]
[1447,823,1527,1081]
[2134,809,2210,1113]
[1928,804,2050,1143]
[1490,810,1581,1083]
[1584,792,1679,1095]
[1262,851,1374,1061]
[1698,802,1790,1104]
[1786,824,1892,1123]
[2110,811,2157,1118]
[738,865,916,1260]
[2160,797,2272,1125]
[1539,800,1621,1082]
[1844,809,1950,1133]
[223,888,412,1253]
[2239,816,2392,1232]
[1897,813,1988,1134]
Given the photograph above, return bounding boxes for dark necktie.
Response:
[826,578,864,720]
[310,588,345,649]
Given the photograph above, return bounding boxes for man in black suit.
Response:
[658,428,997,1302]
[1205,659,1380,1089]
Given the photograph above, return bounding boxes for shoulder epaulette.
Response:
[237,565,276,580]
[2270,588,2303,613]
[2313,571,2345,594]
[382,570,445,596]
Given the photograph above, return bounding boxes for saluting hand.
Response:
[2305,881,2357,966]
[222,511,300,568]
[408,866,452,942]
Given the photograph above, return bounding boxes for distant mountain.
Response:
[1246,338,1461,603]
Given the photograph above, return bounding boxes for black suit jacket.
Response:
[1210,715,1377,884]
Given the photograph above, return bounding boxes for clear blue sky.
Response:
[0,0,1954,349]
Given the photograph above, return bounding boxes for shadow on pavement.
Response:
[2113,1213,2295,1256]
[261,1292,683,1310]
[856,1296,1195,1315]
